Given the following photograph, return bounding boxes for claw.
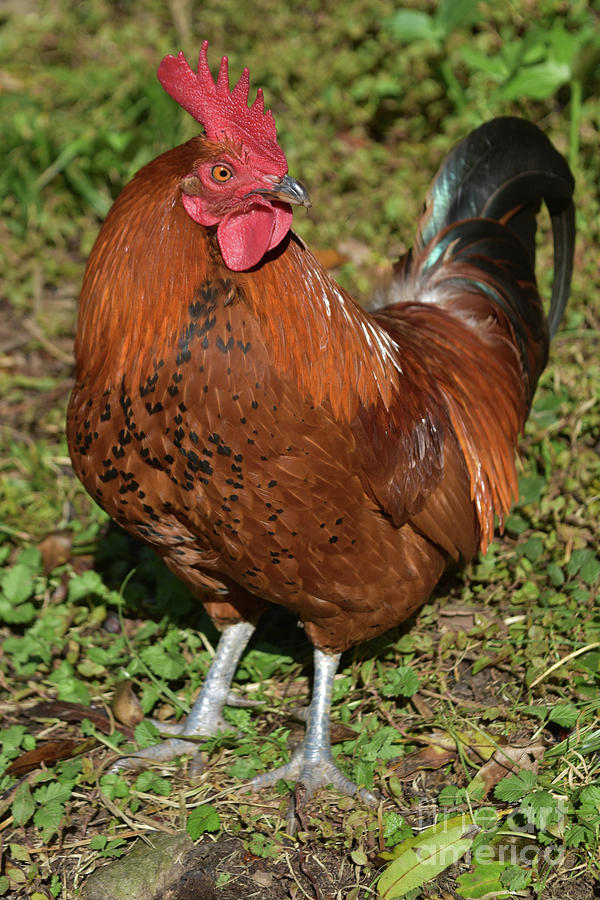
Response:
[225,691,263,709]
[146,719,185,735]
[110,736,201,773]
[250,748,379,806]
[249,648,380,805]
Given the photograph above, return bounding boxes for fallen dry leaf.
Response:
[389,730,458,779]
[468,740,546,798]
[388,725,502,780]
[410,692,435,720]
[390,744,457,780]
[112,680,145,727]
[37,530,73,574]
[437,603,481,632]
[6,738,98,775]
[30,700,135,738]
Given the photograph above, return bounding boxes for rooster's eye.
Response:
[211,165,233,183]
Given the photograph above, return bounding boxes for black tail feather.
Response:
[547,196,575,338]
[416,117,575,339]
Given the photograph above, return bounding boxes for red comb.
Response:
[157,41,287,175]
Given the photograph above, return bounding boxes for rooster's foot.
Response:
[250,747,379,805]
[110,621,255,773]
[251,647,379,805]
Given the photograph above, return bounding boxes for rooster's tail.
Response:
[376,118,575,545]
[415,116,575,341]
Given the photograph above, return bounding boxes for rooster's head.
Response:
[158,41,310,271]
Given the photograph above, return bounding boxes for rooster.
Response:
[67,42,575,803]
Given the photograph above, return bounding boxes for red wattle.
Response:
[218,203,293,271]
[182,195,292,271]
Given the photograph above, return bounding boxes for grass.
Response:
[1,0,599,898]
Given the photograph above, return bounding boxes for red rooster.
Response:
[67,42,575,803]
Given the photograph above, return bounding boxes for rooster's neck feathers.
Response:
[237,238,404,418]
[75,139,404,422]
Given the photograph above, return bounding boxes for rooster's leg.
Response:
[112,620,255,770]
[250,648,379,805]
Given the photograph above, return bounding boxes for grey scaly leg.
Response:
[112,620,255,770]
[250,647,379,805]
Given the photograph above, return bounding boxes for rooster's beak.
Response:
[248,174,311,209]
